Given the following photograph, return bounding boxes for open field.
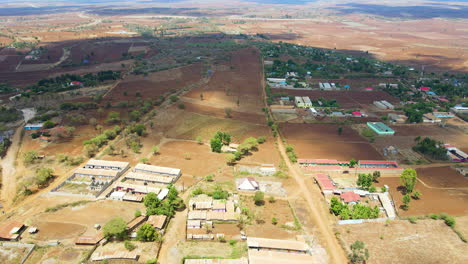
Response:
[338,219,468,264]
[377,177,468,216]
[280,123,383,160]
[417,166,468,188]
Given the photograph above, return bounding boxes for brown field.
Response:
[35,221,86,240]
[241,196,300,240]
[67,41,131,65]
[417,166,468,188]
[338,219,468,264]
[184,47,264,115]
[280,123,383,160]
[377,177,468,216]
[106,63,203,103]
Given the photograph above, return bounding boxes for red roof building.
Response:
[314,174,335,194]
[419,87,430,91]
[364,87,374,91]
[438,98,449,102]
[70,81,83,86]
[340,192,361,203]
[352,111,363,117]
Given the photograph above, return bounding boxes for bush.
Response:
[178,103,185,109]
[428,213,439,220]
[253,191,265,206]
[124,240,136,251]
[136,224,159,242]
[408,216,417,224]
[103,218,127,240]
[134,210,142,218]
[272,217,278,225]
[257,136,266,144]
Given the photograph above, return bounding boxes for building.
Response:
[419,86,430,91]
[367,122,395,136]
[294,96,304,108]
[185,259,248,264]
[444,144,468,162]
[358,160,400,169]
[267,78,287,84]
[237,177,259,191]
[314,174,335,195]
[134,164,181,177]
[24,123,43,130]
[125,172,175,184]
[247,237,310,254]
[74,168,120,179]
[381,101,394,110]
[248,250,318,264]
[0,221,25,241]
[450,105,468,114]
[75,232,104,245]
[298,159,349,166]
[352,111,363,117]
[127,216,147,231]
[388,113,407,123]
[301,97,312,107]
[423,113,442,123]
[147,215,167,230]
[84,159,130,171]
[433,112,455,118]
[340,192,361,203]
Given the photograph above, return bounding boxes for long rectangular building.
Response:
[134,163,181,177]
[125,172,175,184]
[247,237,309,253]
[85,159,130,171]
[74,168,120,179]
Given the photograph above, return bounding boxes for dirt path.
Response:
[276,137,348,263]
[0,126,22,209]
[157,194,190,264]
[258,54,347,263]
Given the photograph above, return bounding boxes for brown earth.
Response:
[280,123,383,160]
[417,166,468,188]
[338,219,468,264]
[377,177,468,216]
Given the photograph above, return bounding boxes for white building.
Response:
[237,177,259,191]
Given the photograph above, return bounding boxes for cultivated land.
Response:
[280,123,384,160]
[0,1,467,263]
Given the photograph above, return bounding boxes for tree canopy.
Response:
[103,217,127,240]
[400,168,417,193]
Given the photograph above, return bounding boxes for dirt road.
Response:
[0,127,22,209]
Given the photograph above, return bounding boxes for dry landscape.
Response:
[0,0,467,264]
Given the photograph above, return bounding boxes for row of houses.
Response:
[444,144,468,162]
[299,159,403,174]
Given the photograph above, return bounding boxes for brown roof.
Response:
[0,221,24,240]
[127,216,147,230]
[247,237,309,252]
[147,215,167,229]
[75,232,104,245]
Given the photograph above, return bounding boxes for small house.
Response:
[340,192,361,204]
[237,177,259,191]
[24,123,43,130]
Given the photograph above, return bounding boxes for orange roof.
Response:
[147,215,167,229]
[0,221,24,240]
[340,192,361,203]
[75,232,104,245]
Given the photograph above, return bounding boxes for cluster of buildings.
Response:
[52,159,130,197]
[299,159,403,174]
[318,82,337,91]
[294,96,313,108]
[313,173,396,219]
[186,194,240,240]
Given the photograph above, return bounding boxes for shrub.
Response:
[272,217,278,225]
[124,240,136,251]
[253,191,265,206]
[134,210,142,218]
[257,136,266,144]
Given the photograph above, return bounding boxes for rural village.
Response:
[0,1,467,264]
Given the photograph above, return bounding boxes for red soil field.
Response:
[280,123,383,160]
[67,41,131,65]
[21,43,66,65]
[180,102,266,125]
[184,47,264,115]
[417,166,468,188]
[378,177,468,216]
[106,63,203,103]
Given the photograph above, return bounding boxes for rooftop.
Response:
[134,163,181,176]
[248,250,319,264]
[86,159,129,169]
[367,122,395,133]
[247,237,309,252]
[340,192,361,203]
[0,221,24,240]
[147,215,167,229]
[74,168,120,177]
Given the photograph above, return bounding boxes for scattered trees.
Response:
[210,131,231,153]
[285,144,297,163]
[402,194,411,210]
[23,150,39,165]
[143,185,184,217]
[35,168,54,188]
[330,197,379,220]
[413,137,447,160]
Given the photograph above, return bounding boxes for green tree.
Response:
[412,191,422,200]
[43,120,55,129]
[338,126,343,135]
[134,210,142,217]
[402,194,411,210]
[257,136,266,144]
[36,168,54,188]
[124,240,136,251]
[372,171,381,182]
[210,137,223,153]
[151,145,160,155]
[272,217,278,225]
[23,150,38,165]
[400,168,417,193]
[106,111,121,124]
[131,124,146,136]
[349,159,357,168]
[348,241,369,263]
[136,224,159,242]
[253,191,265,206]
[225,153,237,164]
[357,174,372,189]
[103,217,127,240]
